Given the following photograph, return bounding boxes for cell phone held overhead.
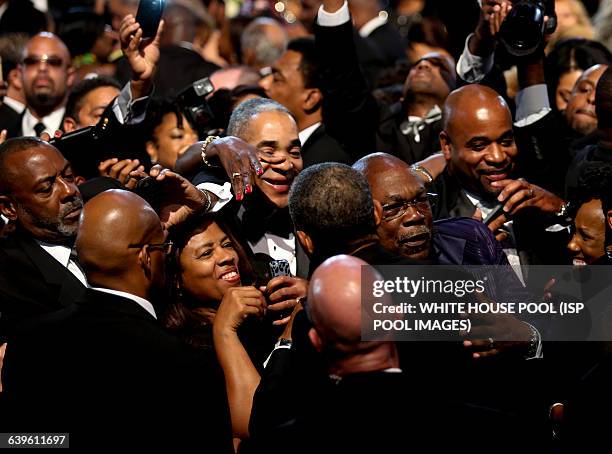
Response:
[135,0,166,39]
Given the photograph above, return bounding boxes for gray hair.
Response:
[240,18,287,68]
[227,98,293,139]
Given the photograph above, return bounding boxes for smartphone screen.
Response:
[135,0,166,39]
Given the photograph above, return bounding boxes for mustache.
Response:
[398,225,431,243]
[59,198,83,219]
[575,107,596,117]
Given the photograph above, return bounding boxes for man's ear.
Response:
[373,199,383,227]
[308,327,323,352]
[63,116,77,133]
[145,141,158,163]
[607,209,612,231]
[296,230,314,256]
[439,131,452,161]
[302,88,322,113]
[138,246,152,279]
[66,66,76,89]
[8,68,22,91]
[0,195,17,221]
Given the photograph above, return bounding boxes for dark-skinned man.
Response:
[314,0,456,163]
[259,37,351,167]
[2,190,234,449]
[437,84,570,269]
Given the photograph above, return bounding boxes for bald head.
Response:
[77,190,165,292]
[308,255,369,349]
[440,85,517,198]
[354,153,433,260]
[22,33,74,116]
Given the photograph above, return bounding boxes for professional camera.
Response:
[174,77,216,139]
[499,0,557,57]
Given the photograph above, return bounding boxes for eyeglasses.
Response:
[22,55,65,67]
[381,193,437,222]
[128,240,174,255]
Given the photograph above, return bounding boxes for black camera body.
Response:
[174,77,215,139]
[499,0,557,57]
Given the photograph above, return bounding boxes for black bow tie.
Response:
[241,202,294,243]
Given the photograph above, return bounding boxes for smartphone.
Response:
[135,0,166,39]
[269,259,292,279]
[132,176,163,211]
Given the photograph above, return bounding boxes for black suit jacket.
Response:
[0,232,86,341]
[2,288,234,449]
[433,170,570,266]
[0,103,22,137]
[366,22,406,67]
[301,123,352,167]
[0,1,46,36]
[316,20,441,163]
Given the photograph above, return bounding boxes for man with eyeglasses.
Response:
[353,152,510,266]
[2,189,234,448]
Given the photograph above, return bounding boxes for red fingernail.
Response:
[245,184,252,194]
[236,193,243,201]
[256,168,264,175]
[54,130,62,138]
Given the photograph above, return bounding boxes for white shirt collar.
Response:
[298,122,321,146]
[3,96,25,114]
[359,15,388,38]
[0,3,8,20]
[22,107,65,137]
[36,240,71,266]
[90,287,157,320]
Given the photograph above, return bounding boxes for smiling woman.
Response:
[163,212,257,349]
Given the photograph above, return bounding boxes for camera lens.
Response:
[499,1,545,57]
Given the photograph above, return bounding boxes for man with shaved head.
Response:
[438,84,570,266]
[15,32,75,137]
[3,190,234,448]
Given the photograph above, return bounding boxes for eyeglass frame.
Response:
[22,54,66,68]
[127,240,174,255]
[381,192,438,222]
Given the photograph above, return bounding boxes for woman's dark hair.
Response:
[568,162,612,217]
[142,98,185,143]
[545,38,612,111]
[162,212,254,348]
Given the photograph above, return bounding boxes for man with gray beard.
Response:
[0,137,86,342]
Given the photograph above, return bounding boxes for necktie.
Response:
[34,122,46,137]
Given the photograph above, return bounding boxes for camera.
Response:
[174,77,216,139]
[499,0,557,57]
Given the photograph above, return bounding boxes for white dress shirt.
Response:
[3,96,25,114]
[90,287,157,320]
[298,122,321,146]
[317,1,351,26]
[35,241,88,287]
[22,107,65,137]
[359,14,388,38]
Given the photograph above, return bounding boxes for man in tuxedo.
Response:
[0,138,86,340]
[314,0,456,163]
[2,190,234,449]
[437,84,569,267]
[259,37,351,167]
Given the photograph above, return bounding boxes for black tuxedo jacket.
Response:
[2,288,234,450]
[316,20,441,163]
[0,103,22,138]
[0,232,86,340]
[366,22,406,67]
[433,170,570,266]
[301,123,352,167]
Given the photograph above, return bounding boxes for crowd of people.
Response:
[0,0,611,451]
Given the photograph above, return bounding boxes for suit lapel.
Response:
[15,234,85,306]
